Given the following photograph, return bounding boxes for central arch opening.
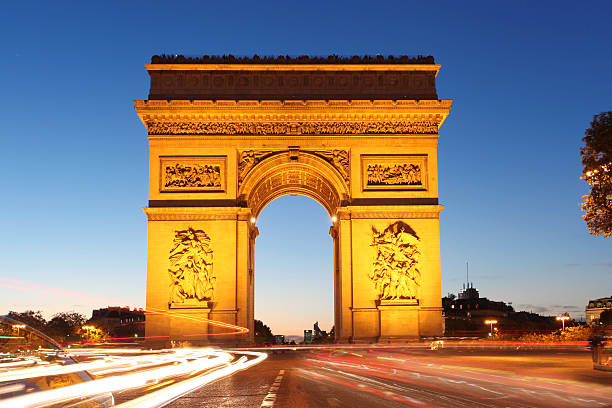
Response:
[253,194,334,343]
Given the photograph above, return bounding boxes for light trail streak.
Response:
[0,348,267,408]
[0,276,249,338]
[302,349,612,407]
[115,351,267,408]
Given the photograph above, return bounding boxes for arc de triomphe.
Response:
[134,55,451,343]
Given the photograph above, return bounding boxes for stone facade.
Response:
[135,56,452,344]
[586,296,612,325]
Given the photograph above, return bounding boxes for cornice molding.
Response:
[337,205,445,219]
[143,207,251,221]
[135,100,452,136]
[134,99,452,110]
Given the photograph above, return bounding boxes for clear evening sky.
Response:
[1,1,610,336]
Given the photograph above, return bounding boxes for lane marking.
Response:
[261,370,285,407]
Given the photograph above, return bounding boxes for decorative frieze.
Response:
[168,227,215,309]
[370,221,421,302]
[146,120,439,136]
[361,155,427,191]
[239,148,350,184]
[160,156,226,192]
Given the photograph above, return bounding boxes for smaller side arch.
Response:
[238,151,349,217]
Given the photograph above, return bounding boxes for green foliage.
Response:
[46,312,86,341]
[7,310,47,331]
[254,319,274,344]
[581,112,612,237]
[513,326,594,342]
[7,310,87,342]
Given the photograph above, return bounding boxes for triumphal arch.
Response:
[135,55,451,343]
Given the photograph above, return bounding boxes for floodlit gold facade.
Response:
[135,57,452,343]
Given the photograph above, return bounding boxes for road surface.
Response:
[167,348,612,408]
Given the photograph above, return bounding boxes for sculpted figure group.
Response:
[168,228,215,304]
[367,163,422,186]
[165,163,221,188]
[370,221,421,301]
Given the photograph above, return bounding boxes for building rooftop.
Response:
[587,297,612,308]
[150,54,435,65]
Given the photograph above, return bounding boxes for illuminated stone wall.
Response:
[136,58,451,343]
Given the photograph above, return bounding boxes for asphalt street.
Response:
[165,348,612,408]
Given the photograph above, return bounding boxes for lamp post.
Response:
[556,315,570,330]
[485,319,497,336]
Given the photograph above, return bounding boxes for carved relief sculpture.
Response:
[367,163,421,186]
[370,221,421,302]
[361,155,427,191]
[314,150,350,181]
[238,150,275,182]
[165,163,221,188]
[168,228,215,307]
[146,120,439,136]
[160,156,225,192]
[239,149,349,185]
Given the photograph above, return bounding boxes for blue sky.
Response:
[1,1,610,335]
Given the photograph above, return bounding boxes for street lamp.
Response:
[81,325,96,340]
[12,324,26,338]
[485,319,497,336]
[556,315,570,330]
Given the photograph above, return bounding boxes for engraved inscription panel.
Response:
[160,156,226,193]
[361,155,427,191]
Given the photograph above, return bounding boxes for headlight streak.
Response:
[114,351,267,408]
[0,348,244,408]
[302,349,612,406]
[0,276,249,339]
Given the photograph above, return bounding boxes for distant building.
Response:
[586,296,612,325]
[457,283,479,300]
[443,281,560,336]
[303,330,313,343]
[444,282,512,320]
[313,321,327,337]
[89,306,145,338]
[274,335,285,345]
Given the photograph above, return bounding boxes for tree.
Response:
[581,112,612,237]
[7,310,47,331]
[46,312,86,342]
[253,319,273,344]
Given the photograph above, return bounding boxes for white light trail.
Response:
[0,348,267,408]
[116,351,267,408]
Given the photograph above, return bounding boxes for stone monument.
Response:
[135,55,452,343]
